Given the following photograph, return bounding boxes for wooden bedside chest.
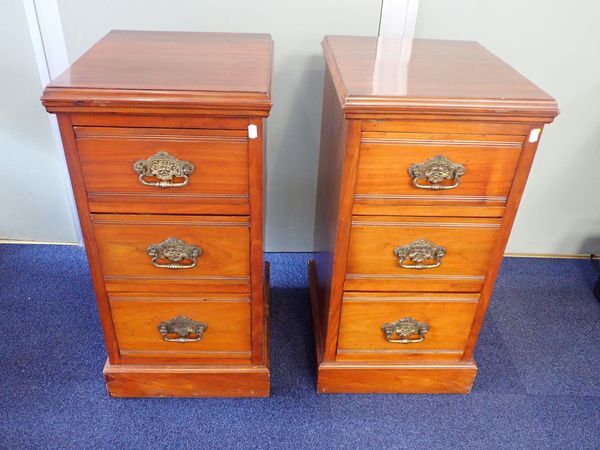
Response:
[42,31,272,397]
[310,36,558,394]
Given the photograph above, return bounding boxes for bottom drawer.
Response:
[109,293,251,364]
[337,292,479,362]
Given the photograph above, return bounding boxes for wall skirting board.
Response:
[0,240,79,246]
[505,253,600,260]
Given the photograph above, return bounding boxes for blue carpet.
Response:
[0,245,599,449]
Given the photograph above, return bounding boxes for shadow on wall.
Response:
[266,54,325,251]
[574,235,600,296]
[580,236,600,257]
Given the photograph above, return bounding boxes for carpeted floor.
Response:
[0,245,598,449]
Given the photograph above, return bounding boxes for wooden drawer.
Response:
[354,132,523,217]
[75,126,249,215]
[337,292,479,362]
[345,216,501,292]
[92,214,250,292]
[110,292,251,364]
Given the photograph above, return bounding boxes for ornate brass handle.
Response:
[133,151,194,188]
[408,155,465,190]
[393,239,446,270]
[158,316,208,343]
[147,237,202,270]
[382,317,429,344]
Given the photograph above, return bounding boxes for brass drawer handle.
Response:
[133,151,195,188]
[147,237,202,270]
[382,317,429,344]
[158,316,208,343]
[408,155,465,190]
[393,239,446,270]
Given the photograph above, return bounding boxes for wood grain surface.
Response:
[75,126,249,215]
[322,36,558,119]
[110,292,251,362]
[104,361,270,397]
[91,214,250,292]
[44,30,272,397]
[356,132,523,207]
[311,36,558,394]
[345,215,501,292]
[42,31,273,116]
[337,292,479,361]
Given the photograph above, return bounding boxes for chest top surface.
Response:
[42,30,273,115]
[323,35,558,120]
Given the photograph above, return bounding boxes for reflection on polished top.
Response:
[42,30,273,114]
[323,35,558,118]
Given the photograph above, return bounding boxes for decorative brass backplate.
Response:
[158,316,208,343]
[147,237,202,269]
[381,317,429,344]
[133,151,195,188]
[393,239,446,270]
[408,155,465,190]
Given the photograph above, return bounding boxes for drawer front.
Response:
[75,127,249,215]
[354,132,523,214]
[110,292,251,363]
[92,214,250,292]
[337,292,479,362]
[345,216,501,292]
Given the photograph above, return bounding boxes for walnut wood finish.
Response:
[322,36,557,120]
[43,31,272,397]
[56,114,121,363]
[311,36,558,394]
[337,292,479,361]
[70,114,251,130]
[104,361,270,397]
[345,216,501,292]
[313,68,363,362]
[110,293,251,362]
[316,362,477,394]
[356,132,523,209]
[309,261,477,393]
[248,118,266,365]
[362,120,533,135]
[92,214,250,292]
[352,203,507,218]
[75,126,249,215]
[42,31,272,116]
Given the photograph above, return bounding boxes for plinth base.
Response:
[104,362,270,398]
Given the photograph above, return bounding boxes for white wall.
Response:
[4,1,599,255]
[415,0,600,255]
[56,0,382,252]
[0,1,78,243]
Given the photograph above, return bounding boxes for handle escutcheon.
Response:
[134,151,195,188]
[382,317,429,344]
[408,155,465,190]
[393,239,446,270]
[158,316,208,343]
[147,237,202,270]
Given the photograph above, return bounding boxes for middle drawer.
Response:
[92,214,250,293]
[345,215,501,292]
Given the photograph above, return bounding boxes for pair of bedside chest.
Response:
[42,31,558,397]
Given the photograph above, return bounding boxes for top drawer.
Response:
[354,131,524,217]
[75,127,249,215]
